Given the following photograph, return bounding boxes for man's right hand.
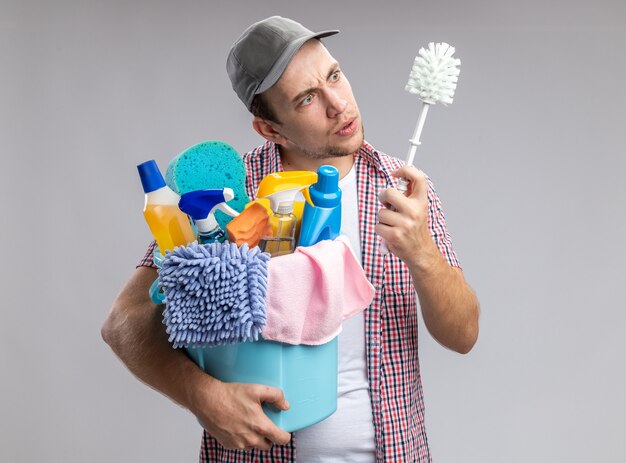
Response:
[192,379,292,451]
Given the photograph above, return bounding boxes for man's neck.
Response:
[277,144,355,179]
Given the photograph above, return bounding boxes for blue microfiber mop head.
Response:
[159,241,270,348]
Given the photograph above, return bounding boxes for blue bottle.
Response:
[298,165,342,247]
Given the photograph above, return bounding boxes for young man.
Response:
[103,16,479,462]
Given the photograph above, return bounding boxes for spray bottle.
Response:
[137,160,196,254]
[256,171,317,257]
[178,188,240,244]
[298,165,342,247]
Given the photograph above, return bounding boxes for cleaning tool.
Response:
[158,241,270,348]
[402,42,460,175]
[380,42,461,254]
[149,251,167,305]
[251,197,307,229]
[157,236,342,431]
[255,171,317,257]
[298,165,342,247]
[141,159,338,432]
[262,204,297,257]
[264,236,375,345]
[166,141,249,231]
[137,160,196,254]
[226,202,272,248]
[178,188,240,244]
[186,335,338,432]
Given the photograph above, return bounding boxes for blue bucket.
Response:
[150,251,338,432]
[186,338,338,432]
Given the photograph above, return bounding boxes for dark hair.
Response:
[250,92,280,124]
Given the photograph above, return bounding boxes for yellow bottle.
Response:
[138,160,196,254]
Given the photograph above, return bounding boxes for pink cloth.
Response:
[263,235,376,345]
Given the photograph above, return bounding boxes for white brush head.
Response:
[406,42,461,105]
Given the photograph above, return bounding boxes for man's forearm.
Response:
[408,241,479,354]
[102,266,294,450]
[102,266,216,411]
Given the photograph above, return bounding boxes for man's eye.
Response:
[302,94,314,106]
[330,71,341,82]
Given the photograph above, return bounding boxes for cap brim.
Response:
[254,30,339,99]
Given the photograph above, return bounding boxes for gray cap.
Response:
[227,16,339,110]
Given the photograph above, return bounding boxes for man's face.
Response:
[263,39,364,159]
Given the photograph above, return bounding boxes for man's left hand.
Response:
[376,166,439,268]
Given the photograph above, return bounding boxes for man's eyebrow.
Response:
[290,62,340,105]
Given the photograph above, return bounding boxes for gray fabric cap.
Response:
[227,16,339,110]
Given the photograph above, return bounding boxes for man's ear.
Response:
[252,117,288,145]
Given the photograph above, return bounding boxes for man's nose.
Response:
[326,90,348,118]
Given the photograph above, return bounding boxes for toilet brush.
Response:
[381,42,461,255]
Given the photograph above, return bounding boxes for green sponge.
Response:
[166,141,250,230]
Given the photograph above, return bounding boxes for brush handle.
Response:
[380,104,430,255]
[397,178,409,194]
[406,102,430,167]
[380,236,390,255]
[379,179,409,255]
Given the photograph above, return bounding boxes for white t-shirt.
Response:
[295,164,376,462]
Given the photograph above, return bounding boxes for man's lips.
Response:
[335,118,358,136]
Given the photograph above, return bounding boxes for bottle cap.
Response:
[310,165,342,207]
[277,201,294,214]
[316,165,338,192]
[137,160,166,193]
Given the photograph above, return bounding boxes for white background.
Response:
[1,1,625,461]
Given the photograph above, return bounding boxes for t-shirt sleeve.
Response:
[426,177,461,268]
[136,240,158,269]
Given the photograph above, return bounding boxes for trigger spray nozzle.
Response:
[179,188,240,244]
[256,171,318,213]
